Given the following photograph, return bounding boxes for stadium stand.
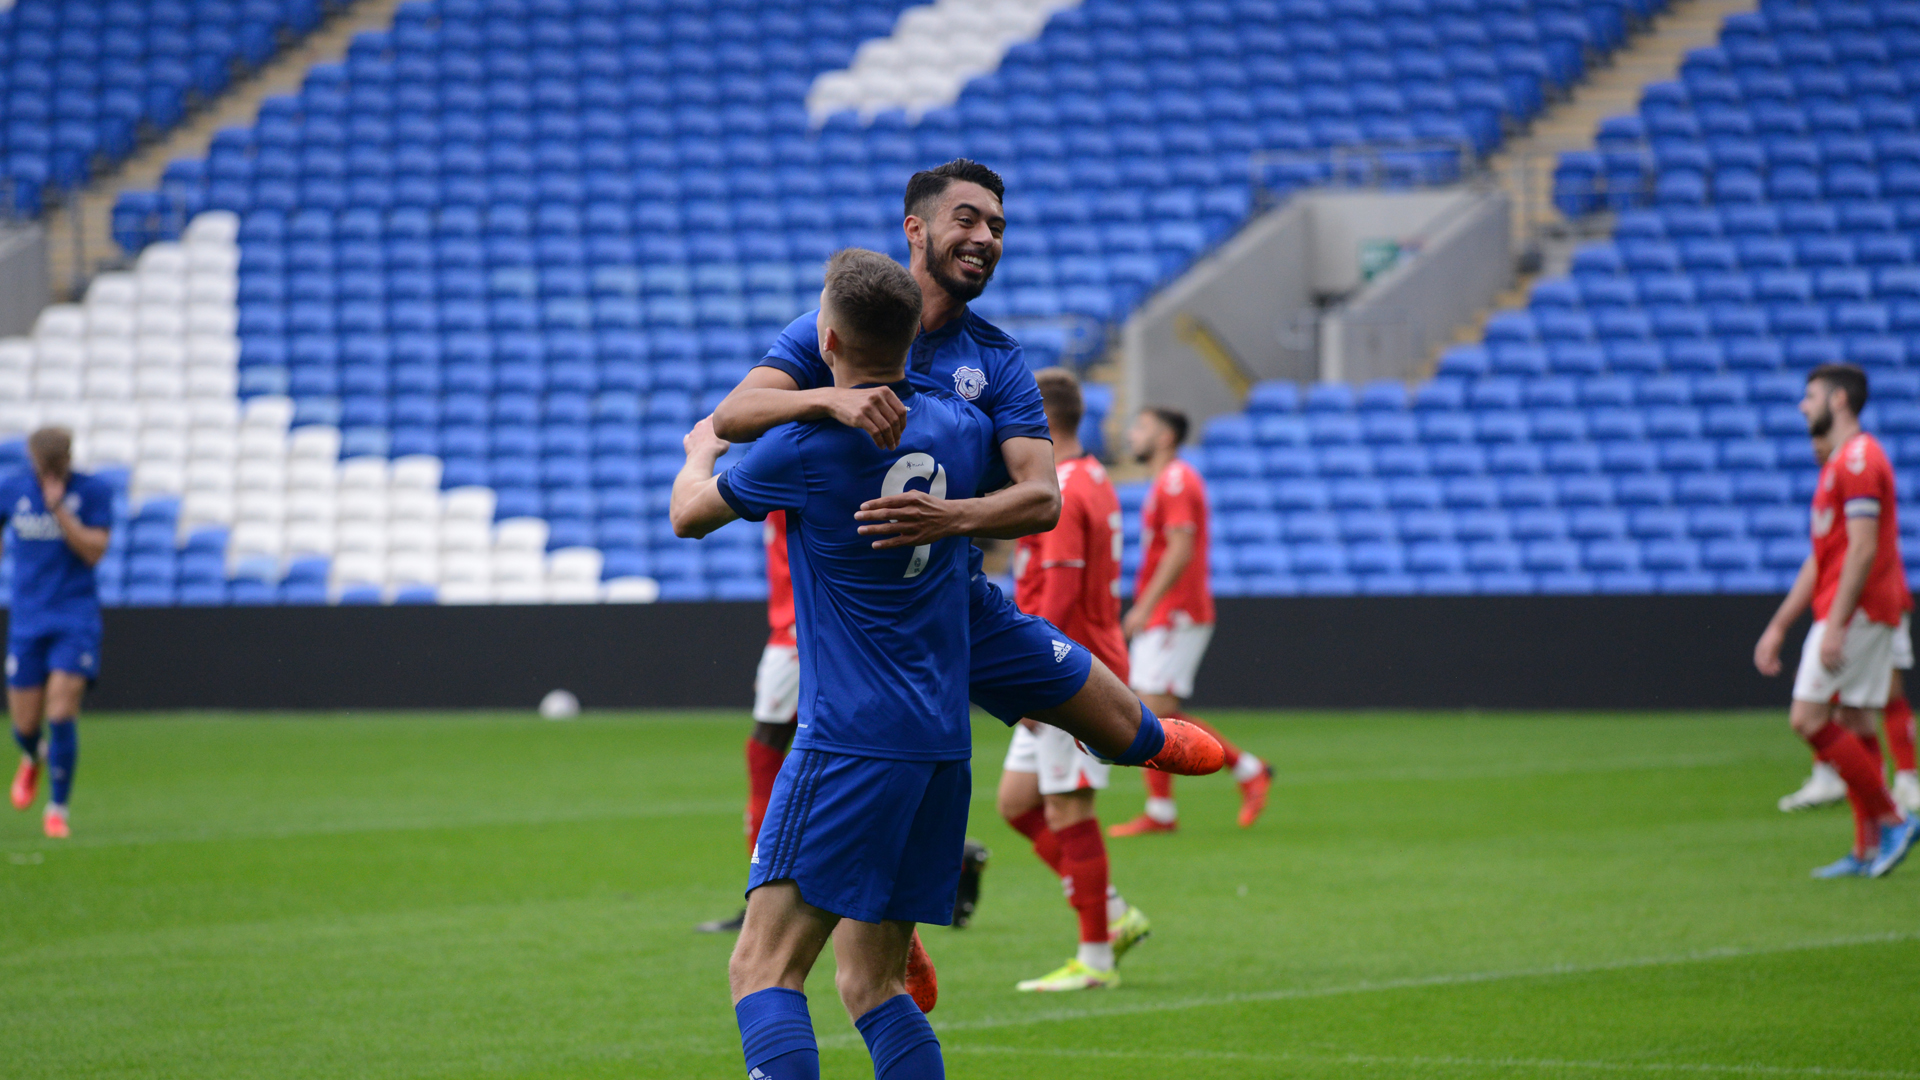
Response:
[0,0,326,217]
[31,0,1652,603]
[1175,0,1920,599]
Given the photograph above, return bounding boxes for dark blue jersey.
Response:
[0,469,111,636]
[718,380,997,761]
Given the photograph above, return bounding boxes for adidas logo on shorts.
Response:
[1051,640,1073,662]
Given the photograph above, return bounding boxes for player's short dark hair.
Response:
[904,159,1006,221]
[27,427,70,477]
[1144,407,1189,446]
[822,248,923,359]
[1033,367,1084,431]
[1808,364,1870,415]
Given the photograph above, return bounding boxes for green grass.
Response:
[4,709,1918,1079]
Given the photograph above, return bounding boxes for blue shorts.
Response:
[748,749,972,926]
[966,573,1095,724]
[7,626,101,689]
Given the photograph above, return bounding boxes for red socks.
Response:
[1006,806,1065,876]
[1887,697,1917,773]
[1808,722,1900,827]
[1143,768,1174,800]
[1054,819,1111,944]
[745,739,785,855]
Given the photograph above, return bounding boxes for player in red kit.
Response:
[995,369,1150,991]
[1777,431,1920,814]
[1754,365,1918,878]
[1109,407,1272,838]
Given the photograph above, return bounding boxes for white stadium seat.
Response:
[337,488,388,522]
[238,426,287,460]
[0,339,33,372]
[140,400,190,431]
[284,519,335,556]
[286,458,338,492]
[285,489,337,523]
[331,550,385,587]
[235,458,286,492]
[336,520,388,554]
[84,368,134,401]
[242,396,294,432]
[186,273,236,305]
[547,547,604,584]
[388,488,439,523]
[137,429,186,462]
[438,517,490,553]
[388,550,439,586]
[442,486,496,523]
[602,577,660,603]
[436,580,493,604]
[494,517,549,553]
[228,520,284,559]
[187,399,238,430]
[136,304,186,338]
[89,338,137,370]
[34,305,87,339]
[390,454,442,493]
[289,426,341,462]
[235,489,286,523]
[184,459,234,493]
[185,365,237,400]
[136,243,188,277]
[182,211,239,245]
[387,519,436,553]
[85,273,138,307]
[34,368,81,400]
[180,489,234,529]
[85,305,136,340]
[338,456,389,492]
[136,272,188,305]
[189,427,237,461]
[0,371,29,402]
[0,404,39,438]
[440,551,490,585]
[138,337,188,369]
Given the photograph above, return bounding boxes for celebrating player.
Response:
[1753,365,1918,878]
[1109,407,1273,838]
[995,368,1151,992]
[3,427,112,839]
[673,249,1026,1080]
[695,510,798,936]
[710,160,1218,777]
[1777,430,1920,815]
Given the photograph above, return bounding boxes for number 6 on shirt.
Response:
[881,453,947,578]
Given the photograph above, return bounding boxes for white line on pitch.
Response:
[817,930,1920,1046]
[945,1044,1920,1078]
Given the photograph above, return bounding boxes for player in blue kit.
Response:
[1,428,112,839]
[673,250,992,1080]
[711,160,1203,772]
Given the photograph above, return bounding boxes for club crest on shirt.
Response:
[1846,438,1868,474]
[952,366,987,400]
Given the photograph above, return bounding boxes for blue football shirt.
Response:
[760,307,1051,479]
[0,469,112,635]
[717,380,997,761]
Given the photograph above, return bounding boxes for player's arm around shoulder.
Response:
[671,418,741,539]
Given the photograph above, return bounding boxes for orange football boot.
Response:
[1238,763,1275,828]
[10,757,36,811]
[41,806,67,840]
[1107,814,1177,838]
[1143,718,1226,776]
[905,931,937,1013]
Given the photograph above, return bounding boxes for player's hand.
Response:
[1820,623,1848,674]
[854,489,964,548]
[1754,626,1784,676]
[1120,605,1149,641]
[37,473,65,511]
[825,386,909,450]
[683,416,730,461]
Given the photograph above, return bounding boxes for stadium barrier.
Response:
[57,594,1799,711]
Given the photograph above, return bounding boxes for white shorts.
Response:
[1793,613,1898,709]
[752,643,799,723]
[1128,621,1215,699]
[1003,721,1111,795]
[1895,614,1913,671]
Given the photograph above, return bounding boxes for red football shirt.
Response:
[1135,458,1214,629]
[1014,455,1128,678]
[764,510,795,648]
[1811,432,1911,626]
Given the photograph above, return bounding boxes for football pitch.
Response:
[5,709,1917,1080]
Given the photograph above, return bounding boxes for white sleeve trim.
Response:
[1843,497,1882,518]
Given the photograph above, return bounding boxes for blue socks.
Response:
[736,987,818,1080]
[856,994,943,1079]
[45,719,75,807]
[1110,701,1167,766]
[11,725,35,760]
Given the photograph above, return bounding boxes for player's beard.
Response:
[927,238,995,303]
[1808,402,1833,438]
